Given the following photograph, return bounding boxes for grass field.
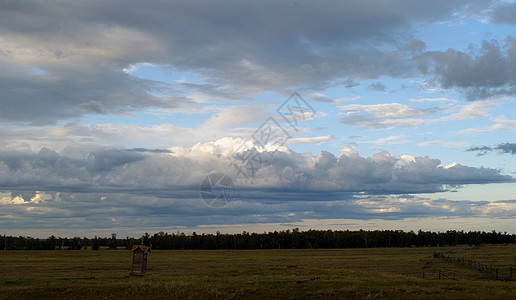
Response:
[0,245,515,299]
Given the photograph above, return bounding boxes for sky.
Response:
[1,0,516,237]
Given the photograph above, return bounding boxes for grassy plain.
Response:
[0,245,515,299]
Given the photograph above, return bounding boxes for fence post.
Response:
[496,268,498,279]
[510,267,512,279]
[438,269,441,280]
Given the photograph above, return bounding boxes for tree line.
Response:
[1,229,515,250]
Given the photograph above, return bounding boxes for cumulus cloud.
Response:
[0,139,511,197]
[416,38,516,100]
[0,137,513,232]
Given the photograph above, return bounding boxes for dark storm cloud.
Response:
[0,0,489,123]
[416,39,516,100]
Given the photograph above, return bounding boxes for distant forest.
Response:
[1,229,515,250]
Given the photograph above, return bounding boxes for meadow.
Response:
[0,245,515,299]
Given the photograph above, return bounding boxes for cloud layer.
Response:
[0,0,505,124]
[0,138,513,233]
[0,139,511,197]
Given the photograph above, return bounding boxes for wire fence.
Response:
[433,251,514,281]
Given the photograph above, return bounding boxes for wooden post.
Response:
[496,268,498,279]
[438,269,441,280]
[510,267,512,279]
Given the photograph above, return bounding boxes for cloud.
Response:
[363,135,410,145]
[307,93,359,104]
[128,148,173,154]
[465,143,516,156]
[341,79,360,89]
[77,100,106,114]
[495,143,516,155]
[2,189,515,234]
[0,137,513,232]
[455,116,516,134]
[204,104,269,129]
[0,0,492,124]
[287,135,333,144]
[368,82,387,92]
[339,103,439,128]
[0,138,511,197]
[416,39,516,100]
[442,100,499,120]
[465,145,492,156]
[418,140,468,148]
[491,3,516,25]
[0,62,192,124]
[409,97,457,104]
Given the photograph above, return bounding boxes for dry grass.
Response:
[0,245,515,299]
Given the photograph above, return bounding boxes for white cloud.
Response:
[339,103,427,118]
[0,192,25,205]
[0,138,510,197]
[204,104,271,129]
[443,100,499,120]
[287,135,333,144]
[339,103,439,128]
[307,93,360,104]
[455,116,516,134]
[418,140,468,148]
[122,62,155,74]
[363,135,409,145]
[409,97,458,104]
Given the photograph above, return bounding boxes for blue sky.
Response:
[1,0,515,237]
